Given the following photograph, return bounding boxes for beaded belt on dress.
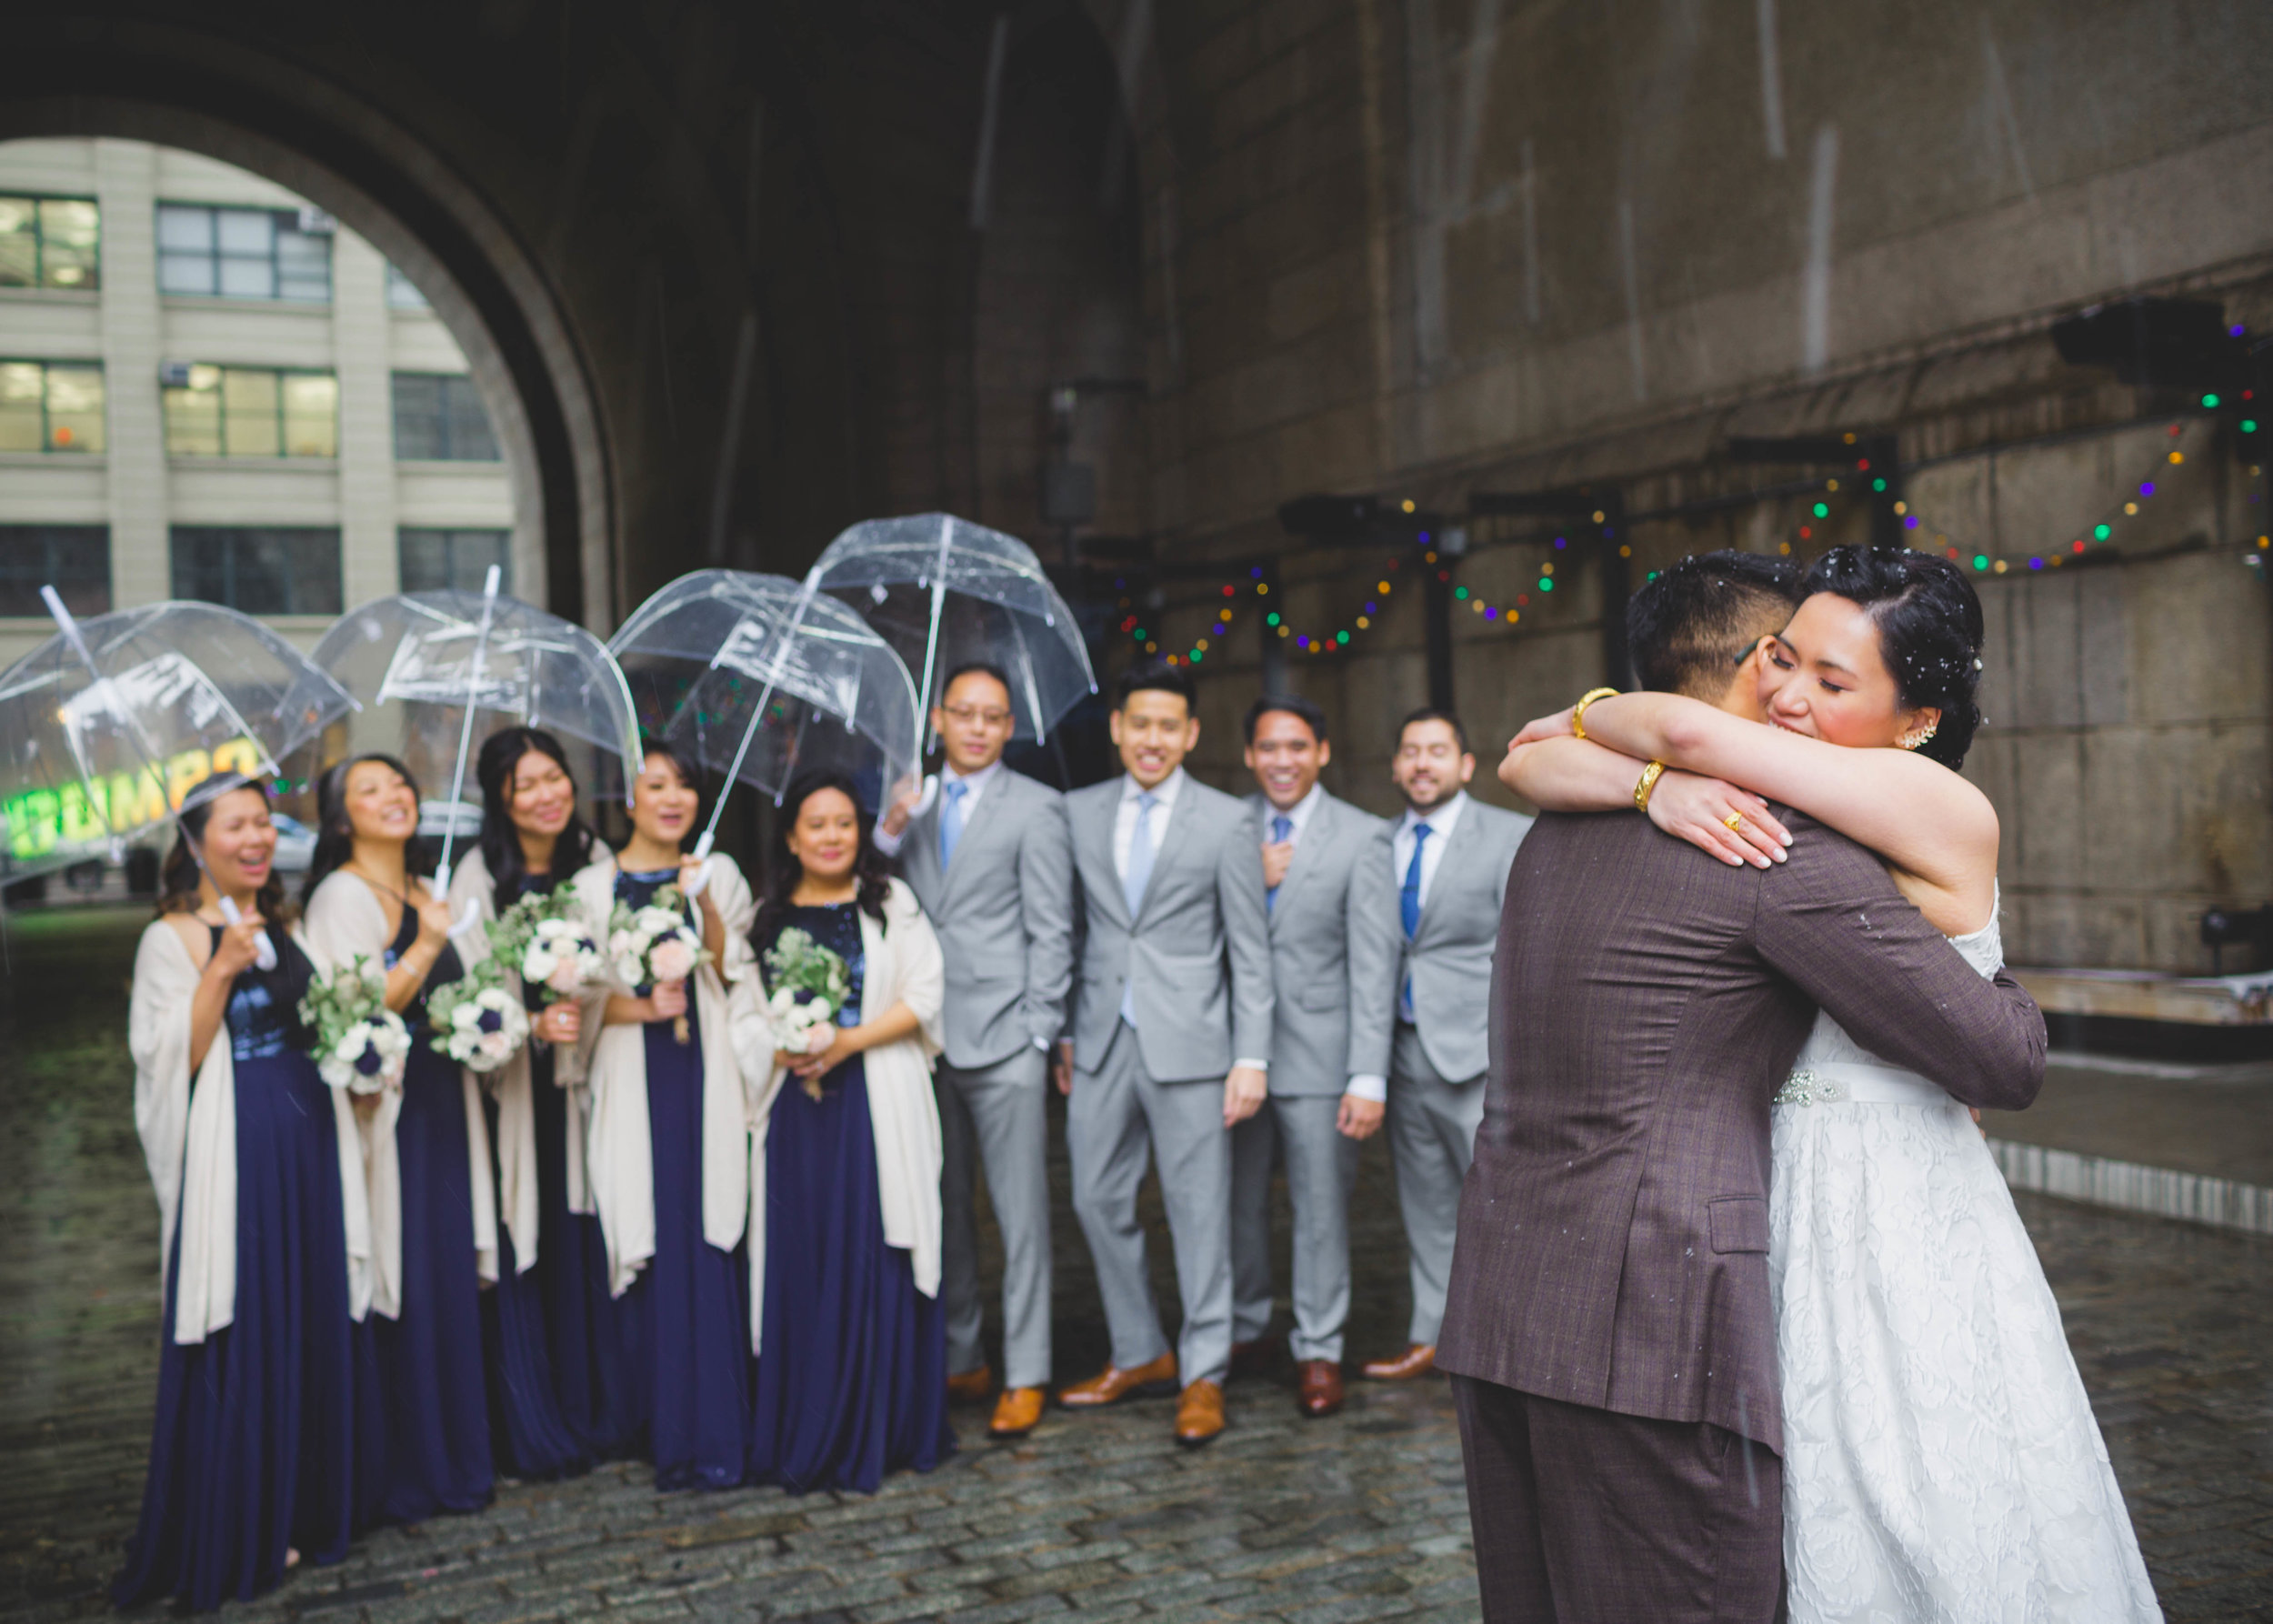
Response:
[1775,1060,1956,1108]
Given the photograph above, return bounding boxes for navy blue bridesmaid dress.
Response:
[114,926,385,1613]
[747,901,954,1495]
[477,872,587,1481]
[374,906,495,1520]
[504,870,634,1459]
[614,867,749,1489]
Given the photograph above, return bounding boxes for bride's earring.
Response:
[1899,721,1940,751]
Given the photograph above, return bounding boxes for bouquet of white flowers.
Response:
[486,887,606,1007]
[299,954,413,1095]
[427,957,530,1072]
[607,884,710,1043]
[762,927,853,1098]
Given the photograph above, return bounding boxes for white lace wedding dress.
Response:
[1770,899,2163,1623]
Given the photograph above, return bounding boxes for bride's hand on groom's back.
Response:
[1507,706,1577,749]
[1647,773,1792,868]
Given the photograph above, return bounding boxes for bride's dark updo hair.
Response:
[1797,546,1987,770]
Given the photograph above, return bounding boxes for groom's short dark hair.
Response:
[1627,550,1801,700]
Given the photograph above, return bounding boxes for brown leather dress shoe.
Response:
[1056,1351,1178,1408]
[946,1364,994,1406]
[1296,1360,1345,1418]
[1174,1379,1227,1446]
[1227,1337,1276,1380]
[988,1386,1045,1438]
[1359,1343,1437,1380]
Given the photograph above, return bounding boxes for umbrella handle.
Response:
[216,894,278,972]
[682,834,714,900]
[435,563,503,898]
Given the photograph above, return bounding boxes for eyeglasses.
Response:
[941,705,1013,727]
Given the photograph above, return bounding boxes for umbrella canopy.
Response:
[809,513,1095,741]
[608,569,919,828]
[310,588,644,811]
[0,599,355,877]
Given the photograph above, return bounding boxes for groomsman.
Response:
[876,663,1075,1439]
[1361,708,1531,1381]
[1230,695,1396,1418]
[1055,662,1275,1447]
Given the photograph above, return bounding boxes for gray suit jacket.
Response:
[1437,809,2047,1452]
[896,767,1076,1072]
[1371,796,1533,1083]
[1067,772,1275,1083]
[1248,790,1397,1097]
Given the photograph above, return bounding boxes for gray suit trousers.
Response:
[937,1046,1053,1389]
[1067,1020,1233,1387]
[1390,1023,1485,1347]
[1230,1095,1357,1362]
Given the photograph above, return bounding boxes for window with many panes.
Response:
[162,366,336,457]
[0,361,105,453]
[0,526,110,617]
[399,527,511,595]
[0,196,100,290]
[393,373,499,461]
[155,204,331,302]
[170,527,342,616]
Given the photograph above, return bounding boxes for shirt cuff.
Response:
[1343,1074,1387,1103]
[873,822,906,857]
[1233,1057,1269,1073]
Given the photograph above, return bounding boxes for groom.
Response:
[1438,552,2049,1623]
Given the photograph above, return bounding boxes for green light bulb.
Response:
[1538,577,1555,592]
[2203,393,2220,408]
[1973,556,1989,570]
[2094,524,2110,540]
[1812,503,1829,518]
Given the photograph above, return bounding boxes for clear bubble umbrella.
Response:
[310,569,644,897]
[606,569,920,867]
[808,513,1096,742]
[0,589,358,962]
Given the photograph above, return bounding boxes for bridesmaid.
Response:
[736,771,955,1493]
[304,755,496,1520]
[446,727,596,1477]
[565,740,755,1489]
[115,773,381,1611]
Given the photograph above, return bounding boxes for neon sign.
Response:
[3,737,265,862]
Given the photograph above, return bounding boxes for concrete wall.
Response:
[1098,0,2273,972]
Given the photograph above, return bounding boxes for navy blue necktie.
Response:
[1400,821,1431,1020]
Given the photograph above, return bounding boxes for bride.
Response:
[1506,545,2160,1623]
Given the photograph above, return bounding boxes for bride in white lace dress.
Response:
[1507,545,2159,1622]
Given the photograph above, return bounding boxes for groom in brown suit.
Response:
[1438,554,2049,1622]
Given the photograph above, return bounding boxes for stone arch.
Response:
[1,17,614,624]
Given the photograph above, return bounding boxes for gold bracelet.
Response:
[1570,687,1620,741]
[1633,760,1667,811]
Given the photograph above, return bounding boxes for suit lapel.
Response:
[1083,785,1131,929]
[1269,793,1332,926]
[936,773,1001,905]
[1415,801,1477,942]
[1132,779,1200,931]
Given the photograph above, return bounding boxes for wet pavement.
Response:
[2,907,2267,1622]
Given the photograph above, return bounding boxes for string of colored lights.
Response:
[1118,392,2269,657]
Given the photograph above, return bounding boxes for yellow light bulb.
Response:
[1401,499,1416,514]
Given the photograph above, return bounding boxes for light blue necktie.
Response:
[1400,820,1431,1020]
[938,778,969,869]
[1119,791,1158,1026]
[1266,813,1293,914]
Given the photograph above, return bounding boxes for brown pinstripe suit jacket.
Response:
[1437,809,2047,1454]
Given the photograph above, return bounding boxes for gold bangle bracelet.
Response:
[1571,687,1620,741]
[1633,760,1667,811]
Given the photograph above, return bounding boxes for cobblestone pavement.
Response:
[4,908,2268,1622]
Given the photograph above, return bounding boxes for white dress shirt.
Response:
[1391,790,1467,915]
[1118,767,1266,1073]
[872,757,1006,859]
[1260,781,1324,845]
